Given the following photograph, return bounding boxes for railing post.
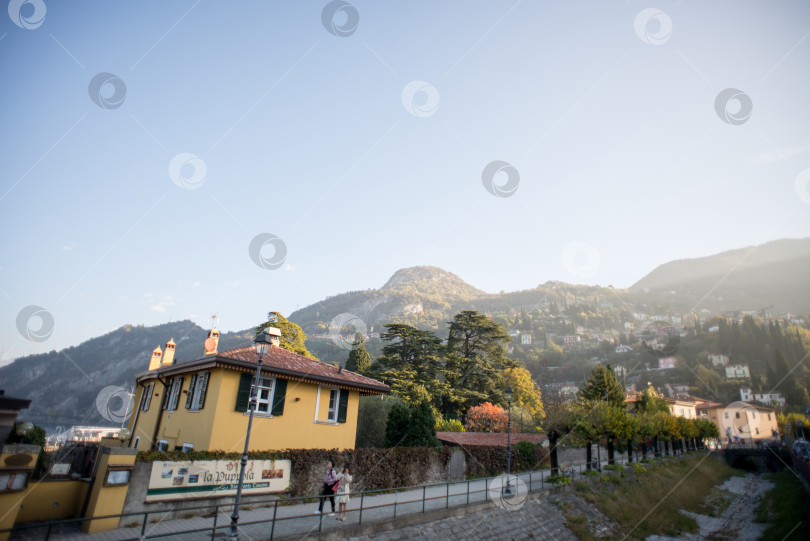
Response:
[529,470,533,492]
[45,523,53,541]
[541,469,544,489]
[466,480,470,505]
[445,482,449,509]
[394,489,398,519]
[269,500,278,540]
[211,506,219,541]
[359,493,364,525]
[140,512,149,540]
[422,485,426,513]
[318,505,323,532]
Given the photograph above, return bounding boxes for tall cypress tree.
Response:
[345,333,372,374]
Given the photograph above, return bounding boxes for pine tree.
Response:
[345,333,372,374]
[580,364,624,404]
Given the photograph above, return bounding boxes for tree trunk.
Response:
[607,439,615,465]
[654,438,662,458]
[586,440,593,471]
[641,442,648,460]
[627,439,633,463]
[549,433,560,476]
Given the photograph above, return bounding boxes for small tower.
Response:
[162,338,176,366]
[148,346,163,371]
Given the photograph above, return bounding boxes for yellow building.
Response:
[697,401,779,445]
[127,327,389,452]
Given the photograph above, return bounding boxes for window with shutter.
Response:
[142,382,154,411]
[192,372,209,410]
[271,379,287,416]
[167,377,183,411]
[235,373,253,412]
[337,389,349,423]
[185,374,198,409]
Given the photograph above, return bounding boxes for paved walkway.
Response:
[9,468,567,541]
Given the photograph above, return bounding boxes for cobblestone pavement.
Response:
[346,498,579,541]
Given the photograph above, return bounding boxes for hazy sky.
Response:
[2,0,809,363]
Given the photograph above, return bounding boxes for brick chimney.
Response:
[266,327,282,347]
[148,346,163,371]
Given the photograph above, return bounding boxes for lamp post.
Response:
[229,332,274,540]
[117,428,131,447]
[504,386,513,495]
[16,422,33,439]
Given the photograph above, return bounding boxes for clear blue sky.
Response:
[2,0,809,363]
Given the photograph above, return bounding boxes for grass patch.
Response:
[572,455,737,540]
[583,470,600,477]
[563,512,595,541]
[547,474,572,485]
[694,487,735,517]
[754,469,807,541]
[605,464,623,471]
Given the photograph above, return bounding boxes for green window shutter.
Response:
[197,372,210,409]
[271,379,287,416]
[235,373,253,412]
[337,390,349,423]
[185,374,198,409]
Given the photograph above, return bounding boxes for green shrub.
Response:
[436,418,465,432]
[547,474,572,485]
[605,464,623,471]
[632,463,647,474]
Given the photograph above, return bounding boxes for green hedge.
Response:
[137,444,549,497]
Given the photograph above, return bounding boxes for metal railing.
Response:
[3,449,692,541]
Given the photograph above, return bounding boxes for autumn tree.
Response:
[464,402,508,433]
[505,366,545,426]
[255,311,314,358]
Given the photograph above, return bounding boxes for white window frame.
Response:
[250,376,276,416]
[182,443,194,453]
[189,372,209,411]
[314,385,340,424]
[156,440,168,452]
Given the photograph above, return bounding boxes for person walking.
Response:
[315,460,338,516]
[335,465,353,521]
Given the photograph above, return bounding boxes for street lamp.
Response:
[229,332,274,540]
[16,422,33,438]
[117,428,131,447]
[504,386,513,495]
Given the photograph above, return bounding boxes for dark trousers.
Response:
[318,485,335,512]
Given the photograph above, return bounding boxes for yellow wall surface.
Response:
[0,445,41,541]
[128,380,166,451]
[16,480,87,522]
[136,368,362,452]
[81,448,137,534]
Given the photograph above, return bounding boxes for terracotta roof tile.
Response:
[217,345,390,394]
[436,432,547,446]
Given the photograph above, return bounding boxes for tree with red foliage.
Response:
[464,402,509,432]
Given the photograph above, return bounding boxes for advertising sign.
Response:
[145,459,290,501]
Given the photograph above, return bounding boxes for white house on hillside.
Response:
[740,388,785,407]
[725,365,750,379]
